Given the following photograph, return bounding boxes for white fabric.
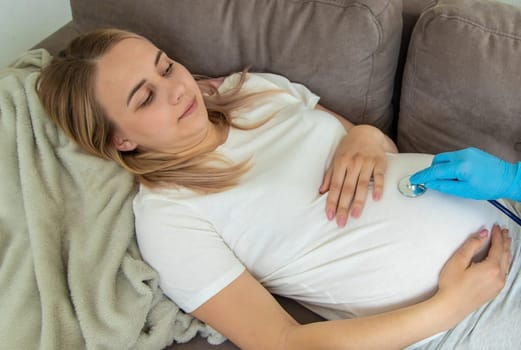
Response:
[134,73,512,317]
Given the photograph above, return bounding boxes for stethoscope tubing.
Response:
[488,199,521,226]
[398,176,521,226]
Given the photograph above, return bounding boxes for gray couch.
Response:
[34,0,521,348]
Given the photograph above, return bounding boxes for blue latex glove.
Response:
[410,147,521,201]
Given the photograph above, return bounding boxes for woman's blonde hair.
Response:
[37,28,275,193]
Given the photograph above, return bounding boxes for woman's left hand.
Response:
[320,125,395,227]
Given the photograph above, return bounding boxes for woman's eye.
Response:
[163,62,173,76]
[141,92,154,107]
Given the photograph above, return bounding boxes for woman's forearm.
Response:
[192,228,509,350]
[349,124,398,154]
[284,295,454,350]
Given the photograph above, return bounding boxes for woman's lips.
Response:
[180,98,197,120]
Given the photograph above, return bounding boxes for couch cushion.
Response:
[70,0,402,134]
[398,0,521,162]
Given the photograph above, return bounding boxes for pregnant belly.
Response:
[269,153,510,319]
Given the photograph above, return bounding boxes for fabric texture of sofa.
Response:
[27,0,521,349]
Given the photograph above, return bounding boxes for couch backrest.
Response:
[37,0,521,161]
[70,0,405,135]
[399,0,521,162]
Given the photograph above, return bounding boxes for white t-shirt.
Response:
[133,73,510,319]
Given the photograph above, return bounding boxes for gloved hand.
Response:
[410,147,521,201]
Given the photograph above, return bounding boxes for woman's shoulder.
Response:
[132,184,200,217]
[217,72,291,94]
[219,72,320,110]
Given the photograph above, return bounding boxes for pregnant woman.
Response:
[37,28,517,349]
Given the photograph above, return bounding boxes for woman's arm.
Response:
[192,225,511,350]
[315,104,397,226]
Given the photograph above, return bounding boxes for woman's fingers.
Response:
[463,225,511,293]
[334,158,362,226]
[447,228,490,272]
[500,228,513,277]
[324,164,347,223]
[319,166,333,195]
[436,225,511,319]
[320,126,390,225]
[370,157,386,201]
[324,158,360,227]
[323,153,386,226]
[348,160,375,219]
[486,226,512,278]
[472,225,511,298]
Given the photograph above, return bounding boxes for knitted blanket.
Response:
[0,49,224,350]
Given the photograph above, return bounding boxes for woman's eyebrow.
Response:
[154,50,164,66]
[126,50,164,106]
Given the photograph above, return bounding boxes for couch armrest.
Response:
[32,21,80,56]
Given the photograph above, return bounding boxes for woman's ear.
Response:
[113,134,138,152]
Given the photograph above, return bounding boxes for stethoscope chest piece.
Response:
[398,176,427,198]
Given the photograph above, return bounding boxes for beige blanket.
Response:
[0,49,224,349]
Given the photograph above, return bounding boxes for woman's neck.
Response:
[175,121,229,159]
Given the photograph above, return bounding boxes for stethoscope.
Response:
[398,175,521,226]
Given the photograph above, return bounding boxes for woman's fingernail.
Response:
[337,216,347,227]
[327,210,334,220]
[478,229,488,237]
[351,208,360,218]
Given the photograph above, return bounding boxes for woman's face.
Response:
[95,37,210,154]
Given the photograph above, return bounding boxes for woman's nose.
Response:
[167,81,185,105]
